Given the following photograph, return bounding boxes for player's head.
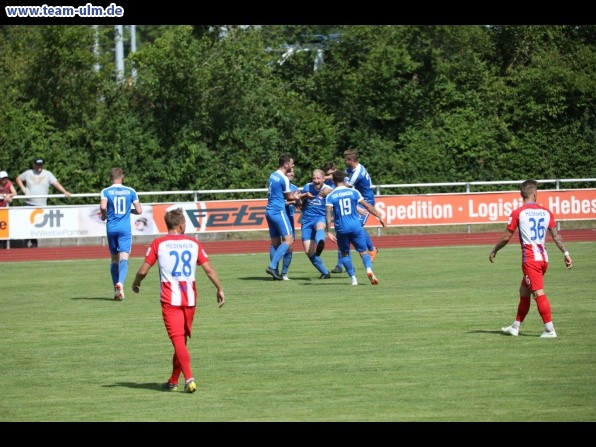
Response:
[343,149,359,166]
[312,169,325,186]
[332,170,346,186]
[520,179,538,201]
[323,162,336,176]
[165,207,186,231]
[110,167,124,182]
[278,154,295,173]
[287,169,295,180]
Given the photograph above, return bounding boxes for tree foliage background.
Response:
[0,25,594,203]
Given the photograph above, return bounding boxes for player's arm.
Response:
[325,206,337,243]
[288,189,313,201]
[285,188,300,205]
[99,197,108,221]
[132,199,142,215]
[359,199,385,227]
[200,261,226,308]
[132,261,152,293]
[489,229,515,263]
[548,227,573,269]
[318,184,333,198]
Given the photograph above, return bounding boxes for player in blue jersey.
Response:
[343,149,379,263]
[323,161,337,189]
[299,169,334,279]
[323,161,346,274]
[100,167,143,300]
[279,169,300,280]
[325,170,385,286]
[265,154,308,280]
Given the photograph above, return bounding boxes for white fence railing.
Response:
[2,179,595,248]
[6,178,596,204]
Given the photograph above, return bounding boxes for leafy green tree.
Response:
[0,24,593,200]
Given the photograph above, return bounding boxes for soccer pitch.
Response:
[0,242,594,422]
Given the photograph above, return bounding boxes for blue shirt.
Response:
[266,170,291,214]
[300,182,332,223]
[286,183,299,220]
[100,184,139,234]
[345,163,375,205]
[325,186,364,234]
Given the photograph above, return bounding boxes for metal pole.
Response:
[93,25,101,72]
[115,25,124,83]
[129,25,137,82]
[466,182,471,234]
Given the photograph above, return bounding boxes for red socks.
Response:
[516,296,531,323]
[535,294,553,324]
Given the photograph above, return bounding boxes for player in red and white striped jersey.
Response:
[132,208,225,393]
[489,180,573,338]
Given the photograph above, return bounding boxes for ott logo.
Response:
[29,209,64,228]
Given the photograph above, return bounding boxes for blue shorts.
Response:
[107,231,132,255]
[336,228,368,254]
[266,210,293,238]
[301,216,326,241]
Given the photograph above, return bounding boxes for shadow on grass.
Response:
[238,276,313,281]
[468,330,534,337]
[71,296,119,301]
[103,382,170,392]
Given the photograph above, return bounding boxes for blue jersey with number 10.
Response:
[100,185,139,234]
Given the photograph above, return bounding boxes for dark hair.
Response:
[323,162,336,174]
[332,170,346,184]
[278,154,294,168]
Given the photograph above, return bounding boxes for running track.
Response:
[2,229,595,262]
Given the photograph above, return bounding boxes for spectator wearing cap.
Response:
[0,170,17,208]
[16,158,71,206]
[15,158,71,248]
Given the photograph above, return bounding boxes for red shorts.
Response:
[161,302,196,340]
[520,260,548,292]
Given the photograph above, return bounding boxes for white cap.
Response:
[0,171,8,179]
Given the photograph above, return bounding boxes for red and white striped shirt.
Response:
[143,234,209,306]
[507,202,556,263]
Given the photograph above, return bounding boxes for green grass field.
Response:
[1,242,594,422]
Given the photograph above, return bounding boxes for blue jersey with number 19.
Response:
[100,184,139,234]
[325,185,364,234]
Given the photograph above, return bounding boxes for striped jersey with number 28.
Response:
[143,234,209,306]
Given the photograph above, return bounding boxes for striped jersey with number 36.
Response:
[507,202,555,263]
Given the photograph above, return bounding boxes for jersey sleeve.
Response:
[197,242,210,265]
[144,239,159,266]
[506,208,520,232]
